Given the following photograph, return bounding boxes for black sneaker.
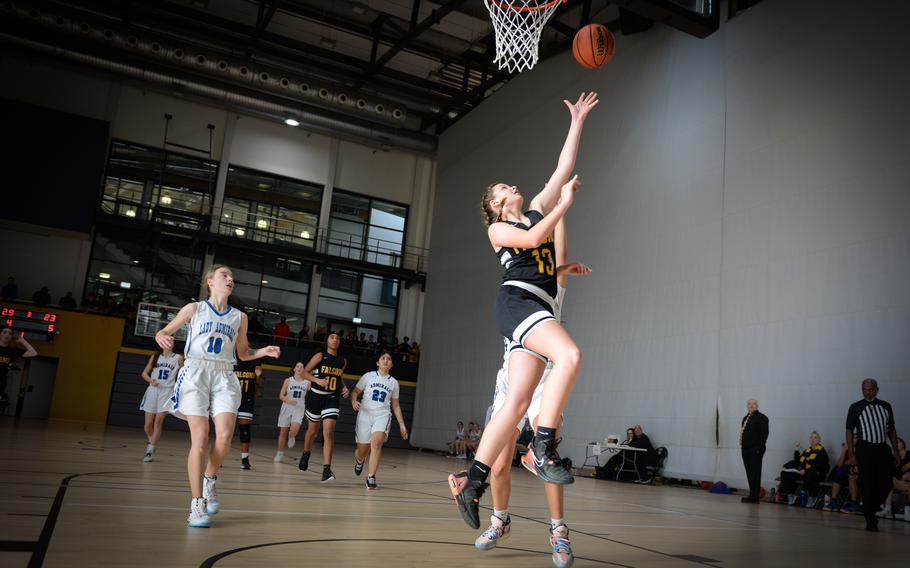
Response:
[447,471,488,529]
[298,451,310,471]
[354,460,364,476]
[321,465,335,483]
[529,437,574,485]
[240,457,251,470]
[366,475,377,490]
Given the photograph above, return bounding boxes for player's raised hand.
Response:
[564,91,599,121]
[156,333,174,351]
[559,175,580,207]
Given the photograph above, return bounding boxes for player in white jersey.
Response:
[274,362,311,462]
[476,219,591,568]
[156,265,280,528]
[139,347,183,462]
[351,351,408,490]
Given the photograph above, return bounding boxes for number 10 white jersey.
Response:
[184,300,242,364]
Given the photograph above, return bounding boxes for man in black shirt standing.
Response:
[845,378,900,531]
[740,399,769,503]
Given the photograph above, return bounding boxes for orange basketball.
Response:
[572,23,615,69]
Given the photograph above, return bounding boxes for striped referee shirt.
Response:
[846,398,895,444]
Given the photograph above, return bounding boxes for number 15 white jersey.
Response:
[184,300,242,364]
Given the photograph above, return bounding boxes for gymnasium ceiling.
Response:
[0,1,746,152]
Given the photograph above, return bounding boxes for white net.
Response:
[483,0,565,73]
[135,302,188,340]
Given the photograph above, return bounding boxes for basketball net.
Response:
[484,0,566,73]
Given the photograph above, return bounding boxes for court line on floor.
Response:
[380,484,731,567]
[197,538,633,568]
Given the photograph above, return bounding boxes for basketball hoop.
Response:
[484,0,566,73]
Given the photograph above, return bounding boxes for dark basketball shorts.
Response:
[304,390,340,422]
[495,282,556,361]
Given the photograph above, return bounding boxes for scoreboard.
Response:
[1,306,59,341]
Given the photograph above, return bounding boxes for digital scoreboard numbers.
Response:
[1,306,59,341]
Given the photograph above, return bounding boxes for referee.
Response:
[845,378,900,531]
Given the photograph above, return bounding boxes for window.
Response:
[212,247,312,342]
[101,140,217,228]
[327,190,407,268]
[84,228,206,308]
[317,268,399,342]
[220,166,321,249]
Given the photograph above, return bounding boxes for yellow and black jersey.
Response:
[495,210,557,299]
[234,360,259,403]
[311,351,346,396]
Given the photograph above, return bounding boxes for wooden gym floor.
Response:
[0,419,906,568]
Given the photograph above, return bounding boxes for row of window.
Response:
[100,140,409,268]
[90,140,408,341]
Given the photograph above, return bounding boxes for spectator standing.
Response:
[58,292,77,309]
[32,286,51,306]
[740,398,769,503]
[1,277,18,301]
[298,325,311,342]
[273,317,291,345]
[846,378,900,531]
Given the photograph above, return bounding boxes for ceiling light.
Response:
[99,272,111,279]
[285,118,300,126]
[256,219,268,229]
[223,213,230,218]
[234,228,245,236]
[257,183,270,190]
[261,280,269,284]
[160,195,172,205]
[300,230,310,239]
[124,209,137,217]
[352,317,362,324]
[120,282,131,289]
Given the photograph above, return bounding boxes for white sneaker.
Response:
[203,475,219,515]
[287,436,296,449]
[475,514,511,550]
[876,507,893,519]
[187,498,211,528]
[550,524,575,568]
[274,452,284,463]
[143,445,155,463]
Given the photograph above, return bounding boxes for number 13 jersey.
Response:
[184,300,242,364]
[495,210,557,299]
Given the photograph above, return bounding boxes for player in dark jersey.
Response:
[234,359,262,470]
[449,92,598,531]
[298,332,349,482]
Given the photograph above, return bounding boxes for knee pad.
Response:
[238,422,251,443]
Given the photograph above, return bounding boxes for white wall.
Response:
[413,0,910,487]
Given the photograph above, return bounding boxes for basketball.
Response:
[572,23,615,69]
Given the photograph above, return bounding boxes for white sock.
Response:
[493,509,510,523]
[241,452,249,459]
[204,473,216,481]
[551,518,565,530]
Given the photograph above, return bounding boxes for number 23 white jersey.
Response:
[184,300,242,364]
[356,371,400,413]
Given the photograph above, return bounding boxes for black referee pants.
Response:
[856,441,893,525]
[741,446,765,499]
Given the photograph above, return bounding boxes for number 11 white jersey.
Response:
[184,300,242,364]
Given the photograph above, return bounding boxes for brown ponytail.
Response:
[480,183,505,227]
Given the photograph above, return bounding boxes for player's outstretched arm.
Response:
[530,92,598,215]
[556,262,592,278]
[155,302,196,351]
[236,314,280,361]
[15,335,38,358]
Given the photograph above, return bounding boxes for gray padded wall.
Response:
[412,0,910,486]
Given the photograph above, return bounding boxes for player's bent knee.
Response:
[238,423,251,443]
